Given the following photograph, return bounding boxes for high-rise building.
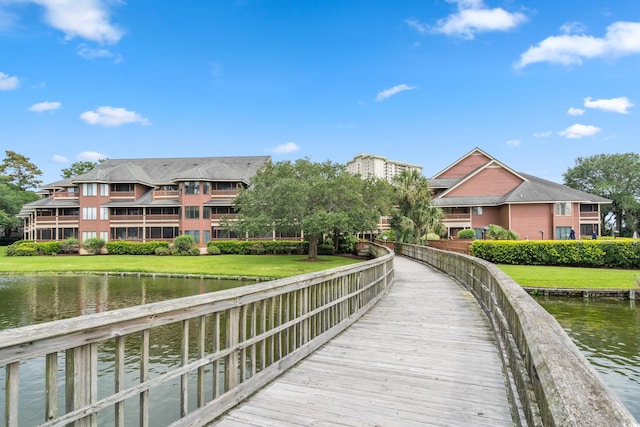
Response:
[346,153,423,182]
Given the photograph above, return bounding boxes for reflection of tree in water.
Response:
[534,296,640,421]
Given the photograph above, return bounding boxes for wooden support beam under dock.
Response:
[212,256,516,426]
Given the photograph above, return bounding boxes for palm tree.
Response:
[390,170,445,244]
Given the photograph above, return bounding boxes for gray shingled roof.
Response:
[432,172,611,207]
[64,156,271,187]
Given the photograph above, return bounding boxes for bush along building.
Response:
[18,156,273,247]
[429,148,611,240]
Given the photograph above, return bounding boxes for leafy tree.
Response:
[563,153,640,236]
[0,150,43,190]
[61,160,103,178]
[390,170,445,244]
[0,177,39,237]
[229,159,392,259]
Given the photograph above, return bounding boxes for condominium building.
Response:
[345,153,423,183]
[19,156,272,247]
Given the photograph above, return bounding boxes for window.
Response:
[555,203,571,216]
[184,230,200,243]
[100,207,109,220]
[185,206,199,219]
[100,232,109,242]
[203,230,211,243]
[83,183,97,196]
[184,182,200,195]
[100,184,109,196]
[472,207,483,215]
[556,226,572,240]
[580,204,598,213]
[82,231,97,241]
[213,182,237,191]
[82,207,97,220]
[111,183,134,192]
[203,182,210,194]
[203,207,211,219]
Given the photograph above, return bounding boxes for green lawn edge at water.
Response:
[498,264,639,289]
[0,247,363,279]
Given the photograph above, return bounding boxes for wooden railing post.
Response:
[225,307,240,390]
[5,362,19,427]
[65,344,98,427]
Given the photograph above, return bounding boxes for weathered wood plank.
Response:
[212,256,514,426]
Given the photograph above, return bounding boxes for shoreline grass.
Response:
[0,250,364,279]
[498,264,638,289]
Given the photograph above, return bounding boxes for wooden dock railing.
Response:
[396,243,638,427]
[1,244,393,427]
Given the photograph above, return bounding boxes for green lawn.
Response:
[0,249,363,279]
[498,264,639,289]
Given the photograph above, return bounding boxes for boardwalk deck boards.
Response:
[212,256,515,426]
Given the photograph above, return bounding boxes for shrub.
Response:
[486,224,519,240]
[154,246,172,256]
[471,239,640,268]
[426,232,441,240]
[207,240,307,255]
[317,244,335,255]
[62,237,79,254]
[5,240,36,256]
[106,241,170,255]
[82,238,106,254]
[36,241,63,255]
[457,229,476,240]
[207,245,221,255]
[172,235,199,256]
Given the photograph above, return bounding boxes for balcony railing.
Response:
[110,191,135,199]
[152,190,179,200]
[52,191,79,200]
[36,215,79,223]
[443,213,471,220]
[579,211,600,219]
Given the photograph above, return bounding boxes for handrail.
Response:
[396,242,638,427]
[0,244,393,427]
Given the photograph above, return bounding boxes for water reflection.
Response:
[534,296,640,421]
[0,275,256,426]
[0,275,252,330]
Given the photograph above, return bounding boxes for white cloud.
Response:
[76,45,121,62]
[506,139,521,146]
[77,151,107,161]
[567,107,585,116]
[533,131,552,138]
[516,21,640,68]
[52,154,68,163]
[0,71,20,90]
[558,124,601,139]
[375,84,416,102]
[271,142,300,154]
[27,0,124,44]
[406,18,428,34]
[584,96,634,114]
[28,101,62,112]
[431,0,527,40]
[80,106,150,127]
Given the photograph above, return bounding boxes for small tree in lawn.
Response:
[229,158,391,260]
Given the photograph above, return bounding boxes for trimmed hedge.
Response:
[106,241,171,255]
[5,240,62,256]
[207,240,308,255]
[471,239,640,269]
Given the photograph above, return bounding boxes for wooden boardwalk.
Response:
[211,256,516,426]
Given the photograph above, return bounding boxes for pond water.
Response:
[534,296,640,422]
[0,275,257,426]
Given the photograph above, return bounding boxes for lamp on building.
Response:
[482,226,489,240]
[540,230,544,240]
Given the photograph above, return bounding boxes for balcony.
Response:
[443,213,471,221]
[152,190,179,200]
[110,191,135,199]
[52,191,79,200]
[36,215,79,224]
[579,211,600,219]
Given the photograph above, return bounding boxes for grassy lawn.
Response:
[498,264,640,289]
[0,248,364,279]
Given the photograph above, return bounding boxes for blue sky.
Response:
[1,0,639,186]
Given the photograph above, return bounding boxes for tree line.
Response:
[1,150,639,246]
